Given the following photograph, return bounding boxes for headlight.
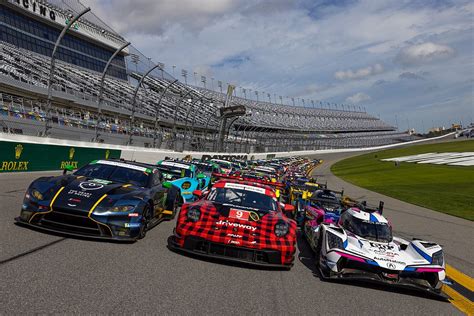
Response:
[94,205,136,214]
[187,208,201,222]
[327,232,344,249]
[432,250,444,266]
[31,189,44,201]
[274,220,289,237]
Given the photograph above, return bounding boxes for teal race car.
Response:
[156,160,210,203]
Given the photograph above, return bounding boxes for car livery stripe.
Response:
[29,186,65,224]
[411,244,432,263]
[88,194,108,216]
[87,194,113,236]
[369,213,379,223]
[160,161,190,169]
[95,160,148,172]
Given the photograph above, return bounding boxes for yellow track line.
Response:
[446,264,474,292]
[444,286,474,315]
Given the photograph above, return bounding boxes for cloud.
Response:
[399,72,425,80]
[334,64,384,80]
[346,92,371,103]
[395,42,455,65]
[81,0,239,35]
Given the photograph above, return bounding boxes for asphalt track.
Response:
[0,152,472,314]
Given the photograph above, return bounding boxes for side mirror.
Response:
[196,173,206,179]
[63,165,74,175]
[193,190,203,197]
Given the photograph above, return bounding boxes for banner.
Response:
[0,141,121,172]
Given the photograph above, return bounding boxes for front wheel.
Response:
[138,205,150,239]
[172,194,182,219]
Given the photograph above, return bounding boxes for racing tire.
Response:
[138,205,151,239]
[171,194,182,219]
[315,234,331,279]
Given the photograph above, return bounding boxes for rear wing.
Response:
[211,172,285,188]
[343,197,385,214]
[305,188,345,205]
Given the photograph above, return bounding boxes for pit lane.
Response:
[0,152,471,314]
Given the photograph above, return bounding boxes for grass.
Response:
[331,140,474,220]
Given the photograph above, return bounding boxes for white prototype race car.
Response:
[305,205,446,295]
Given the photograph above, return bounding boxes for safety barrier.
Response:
[0,132,455,173]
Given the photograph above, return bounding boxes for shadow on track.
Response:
[166,236,291,272]
[13,222,136,244]
[295,230,449,302]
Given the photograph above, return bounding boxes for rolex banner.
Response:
[0,141,121,172]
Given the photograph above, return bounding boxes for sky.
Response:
[81,0,474,132]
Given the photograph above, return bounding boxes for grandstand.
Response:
[0,0,415,153]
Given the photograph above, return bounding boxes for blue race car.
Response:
[156,160,210,203]
[15,159,181,241]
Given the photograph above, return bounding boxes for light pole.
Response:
[181,69,188,84]
[181,96,204,151]
[128,63,162,145]
[153,79,179,148]
[95,41,130,141]
[44,7,91,136]
[187,98,213,151]
[171,90,194,151]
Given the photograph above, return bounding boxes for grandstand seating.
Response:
[0,40,414,152]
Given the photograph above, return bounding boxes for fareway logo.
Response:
[216,220,257,232]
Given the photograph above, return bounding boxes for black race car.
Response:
[15,159,181,241]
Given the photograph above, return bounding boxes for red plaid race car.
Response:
[168,179,297,269]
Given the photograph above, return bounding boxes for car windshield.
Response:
[313,200,341,212]
[341,212,392,242]
[74,164,150,187]
[157,166,193,179]
[207,187,278,212]
[213,161,232,169]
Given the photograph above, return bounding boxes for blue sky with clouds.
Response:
[83,0,473,132]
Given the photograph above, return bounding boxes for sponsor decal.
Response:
[68,190,92,198]
[374,256,404,265]
[224,182,266,194]
[229,209,250,221]
[226,233,242,238]
[369,242,395,251]
[216,220,257,232]
[202,154,248,161]
[387,263,396,269]
[60,161,78,169]
[14,0,56,21]
[0,144,29,171]
[79,182,104,191]
[228,240,241,245]
[15,144,23,159]
[67,197,81,207]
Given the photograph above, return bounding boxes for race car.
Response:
[295,188,343,224]
[210,159,234,174]
[169,179,297,269]
[304,205,445,295]
[15,159,181,241]
[156,160,211,202]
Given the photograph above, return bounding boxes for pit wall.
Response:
[0,132,455,173]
